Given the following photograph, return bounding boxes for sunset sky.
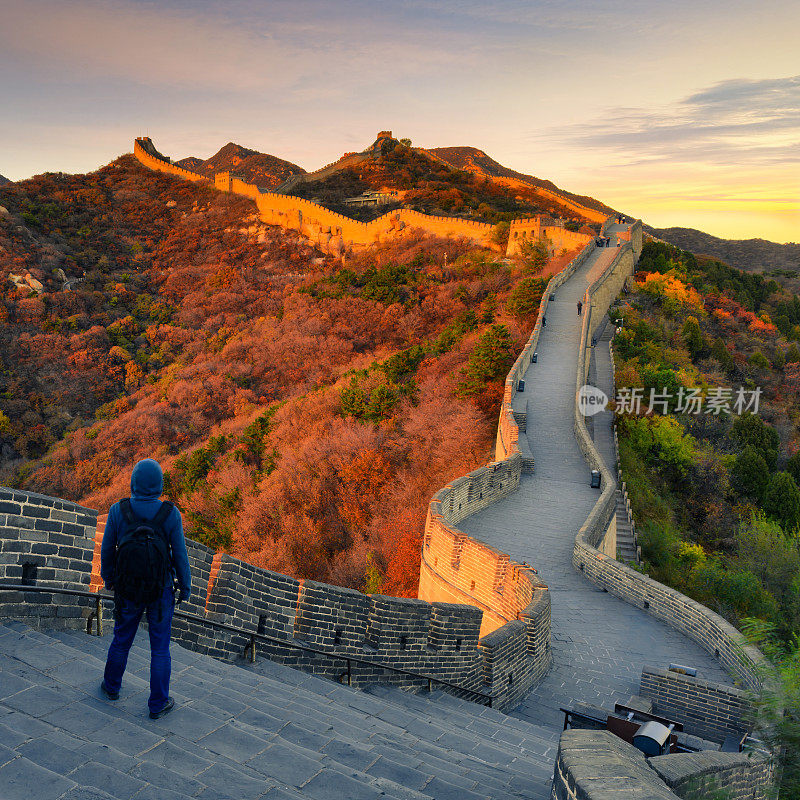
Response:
[2,0,798,242]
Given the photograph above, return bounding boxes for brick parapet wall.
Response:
[650,750,773,800]
[640,666,753,744]
[0,487,529,710]
[135,137,498,253]
[552,729,679,800]
[552,729,773,800]
[506,218,592,257]
[569,230,764,693]
[0,487,98,630]
[418,232,601,703]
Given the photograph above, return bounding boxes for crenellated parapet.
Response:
[0,486,528,710]
[135,137,498,254]
[418,233,600,702]
[134,138,208,184]
[506,217,592,257]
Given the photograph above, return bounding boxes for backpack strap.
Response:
[153,501,174,530]
[120,498,137,525]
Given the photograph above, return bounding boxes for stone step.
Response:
[1,620,558,799]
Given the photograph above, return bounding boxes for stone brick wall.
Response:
[650,751,773,800]
[0,487,531,710]
[0,487,98,630]
[569,237,764,693]
[552,729,679,800]
[135,137,498,254]
[640,666,754,744]
[506,217,591,257]
[552,729,773,800]
[419,233,602,706]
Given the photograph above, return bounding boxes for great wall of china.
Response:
[133,137,593,259]
[0,143,775,799]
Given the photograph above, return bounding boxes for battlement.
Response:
[506,217,592,257]
[0,486,526,710]
[133,138,208,184]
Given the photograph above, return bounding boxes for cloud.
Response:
[548,74,800,167]
[0,0,469,97]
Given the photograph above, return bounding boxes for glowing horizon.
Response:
[2,0,798,244]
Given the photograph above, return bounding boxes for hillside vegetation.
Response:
[427,146,614,215]
[613,240,800,643]
[0,154,559,595]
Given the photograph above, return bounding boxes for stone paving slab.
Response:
[0,620,571,800]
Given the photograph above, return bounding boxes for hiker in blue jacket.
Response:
[100,458,191,719]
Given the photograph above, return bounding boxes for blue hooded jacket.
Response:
[100,459,192,601]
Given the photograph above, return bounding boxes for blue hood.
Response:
[131,459,163,499]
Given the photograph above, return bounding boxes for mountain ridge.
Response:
[176,141,306,189]
[170,134,613,224]
[425,145,614,216]
[645,224,800,274]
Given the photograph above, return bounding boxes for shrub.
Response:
[457,325,514,390]
[731,413,780,471]
[711,337,733,370]
[506,277,545,323]
[763,472,800,533]
[681,316,704,357]
[732,446,770,501]
[491,221,510,249]
[787,452,800,486]
[625,416,695,477]
[741,620,800,800]
[340,374,400,423]
[748,350,770,369]
[517,237,549,274]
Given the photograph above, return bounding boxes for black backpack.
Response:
[114,499,174,606]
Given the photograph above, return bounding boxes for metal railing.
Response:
[0,582,495,706]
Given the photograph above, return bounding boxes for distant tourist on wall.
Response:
[577,300,583,316]
[100,459,191,719]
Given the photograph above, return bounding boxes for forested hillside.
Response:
[288,137,598,227]
[645,225,800,277]
[426,146,614,215]
[175,142,305,188]
[0,154,562,595]
[613,240,800,643]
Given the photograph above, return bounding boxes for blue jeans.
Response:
[103,584,174,713]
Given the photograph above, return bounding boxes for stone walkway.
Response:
[460,226,732,797]
[0,620,558,800]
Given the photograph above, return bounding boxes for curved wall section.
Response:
[570,237,764,692]
[419,237,599,700]
[0,487,529,710]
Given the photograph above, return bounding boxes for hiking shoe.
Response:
[149,697,174,719]
[100,681,119,701]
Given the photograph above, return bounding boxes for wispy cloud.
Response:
[550,75,800,167]
[0,0,467,96]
